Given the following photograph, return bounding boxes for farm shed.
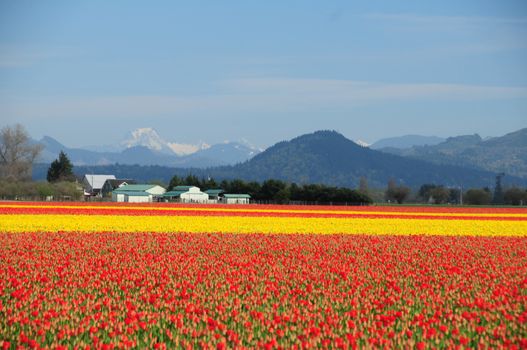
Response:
[112,184,166,203]
[205,189,224,200]
[163,186,209,203]
[222,194,251,204]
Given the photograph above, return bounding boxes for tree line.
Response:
[0,180,83,201]
[384,181,527,206]
[168,175,373,204]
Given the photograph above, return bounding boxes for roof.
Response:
[113,184,157,192]
[223,194,251,198]
[104,179,136,188]
[205,189,224,195]
[84,174,116,190]
[173,185,198,191]
[163,191,185,197]
[121,191,151,197]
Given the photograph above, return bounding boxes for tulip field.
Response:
[1,202,527,349]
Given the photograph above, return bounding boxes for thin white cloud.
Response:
[365,13,527,27]
[223,78,527,101]
[1,79,527,120]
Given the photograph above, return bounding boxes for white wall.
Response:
[180,192,209,203]
[225,197,250,204]
[112,193,126,202]
[126,195,152,203]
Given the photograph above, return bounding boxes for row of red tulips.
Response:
[1,233,526,349]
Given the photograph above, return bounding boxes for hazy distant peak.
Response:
[378,128,527,178]
[443,134,482,146]
[371,135,445,149]
[39,136,67,153]
[40,135,63,146]
[481,127,527,148]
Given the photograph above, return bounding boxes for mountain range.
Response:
[34,128,260,168]
[377,128,527,178]
[33,129,527,189]
[212,130,523,188]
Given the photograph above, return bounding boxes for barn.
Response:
[112,184,166,203]
[163,186,209,203]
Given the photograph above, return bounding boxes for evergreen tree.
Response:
[184,174,201,187]
[261,179,287,200]
[167,175,182,191]
[201,177,218,190]
[492,173,505,205]
[47,151,75,182]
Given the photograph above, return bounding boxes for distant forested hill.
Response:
[220,130,523,188]
[379,128,527,178]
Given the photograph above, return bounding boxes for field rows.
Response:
[1,203,527,236]
[1,202,526,349]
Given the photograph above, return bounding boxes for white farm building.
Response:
[162,186,209,203]
[112,184,166,203]
[222,194,251,204]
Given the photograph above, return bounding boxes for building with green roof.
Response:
[111,184,166,203]
[162,186,209,203]
[222,193,251,204]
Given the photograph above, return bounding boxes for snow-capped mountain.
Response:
[121,128,173,154]
[238,138,266,153]
[354,139,370,147]
[121,127,210,156]
[176,141,261,167]
[167,142,210,156]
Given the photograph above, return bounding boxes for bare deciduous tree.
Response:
[0,124,43,181]
[385,178,411,204]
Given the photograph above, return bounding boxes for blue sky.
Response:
[1,0,526,148]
